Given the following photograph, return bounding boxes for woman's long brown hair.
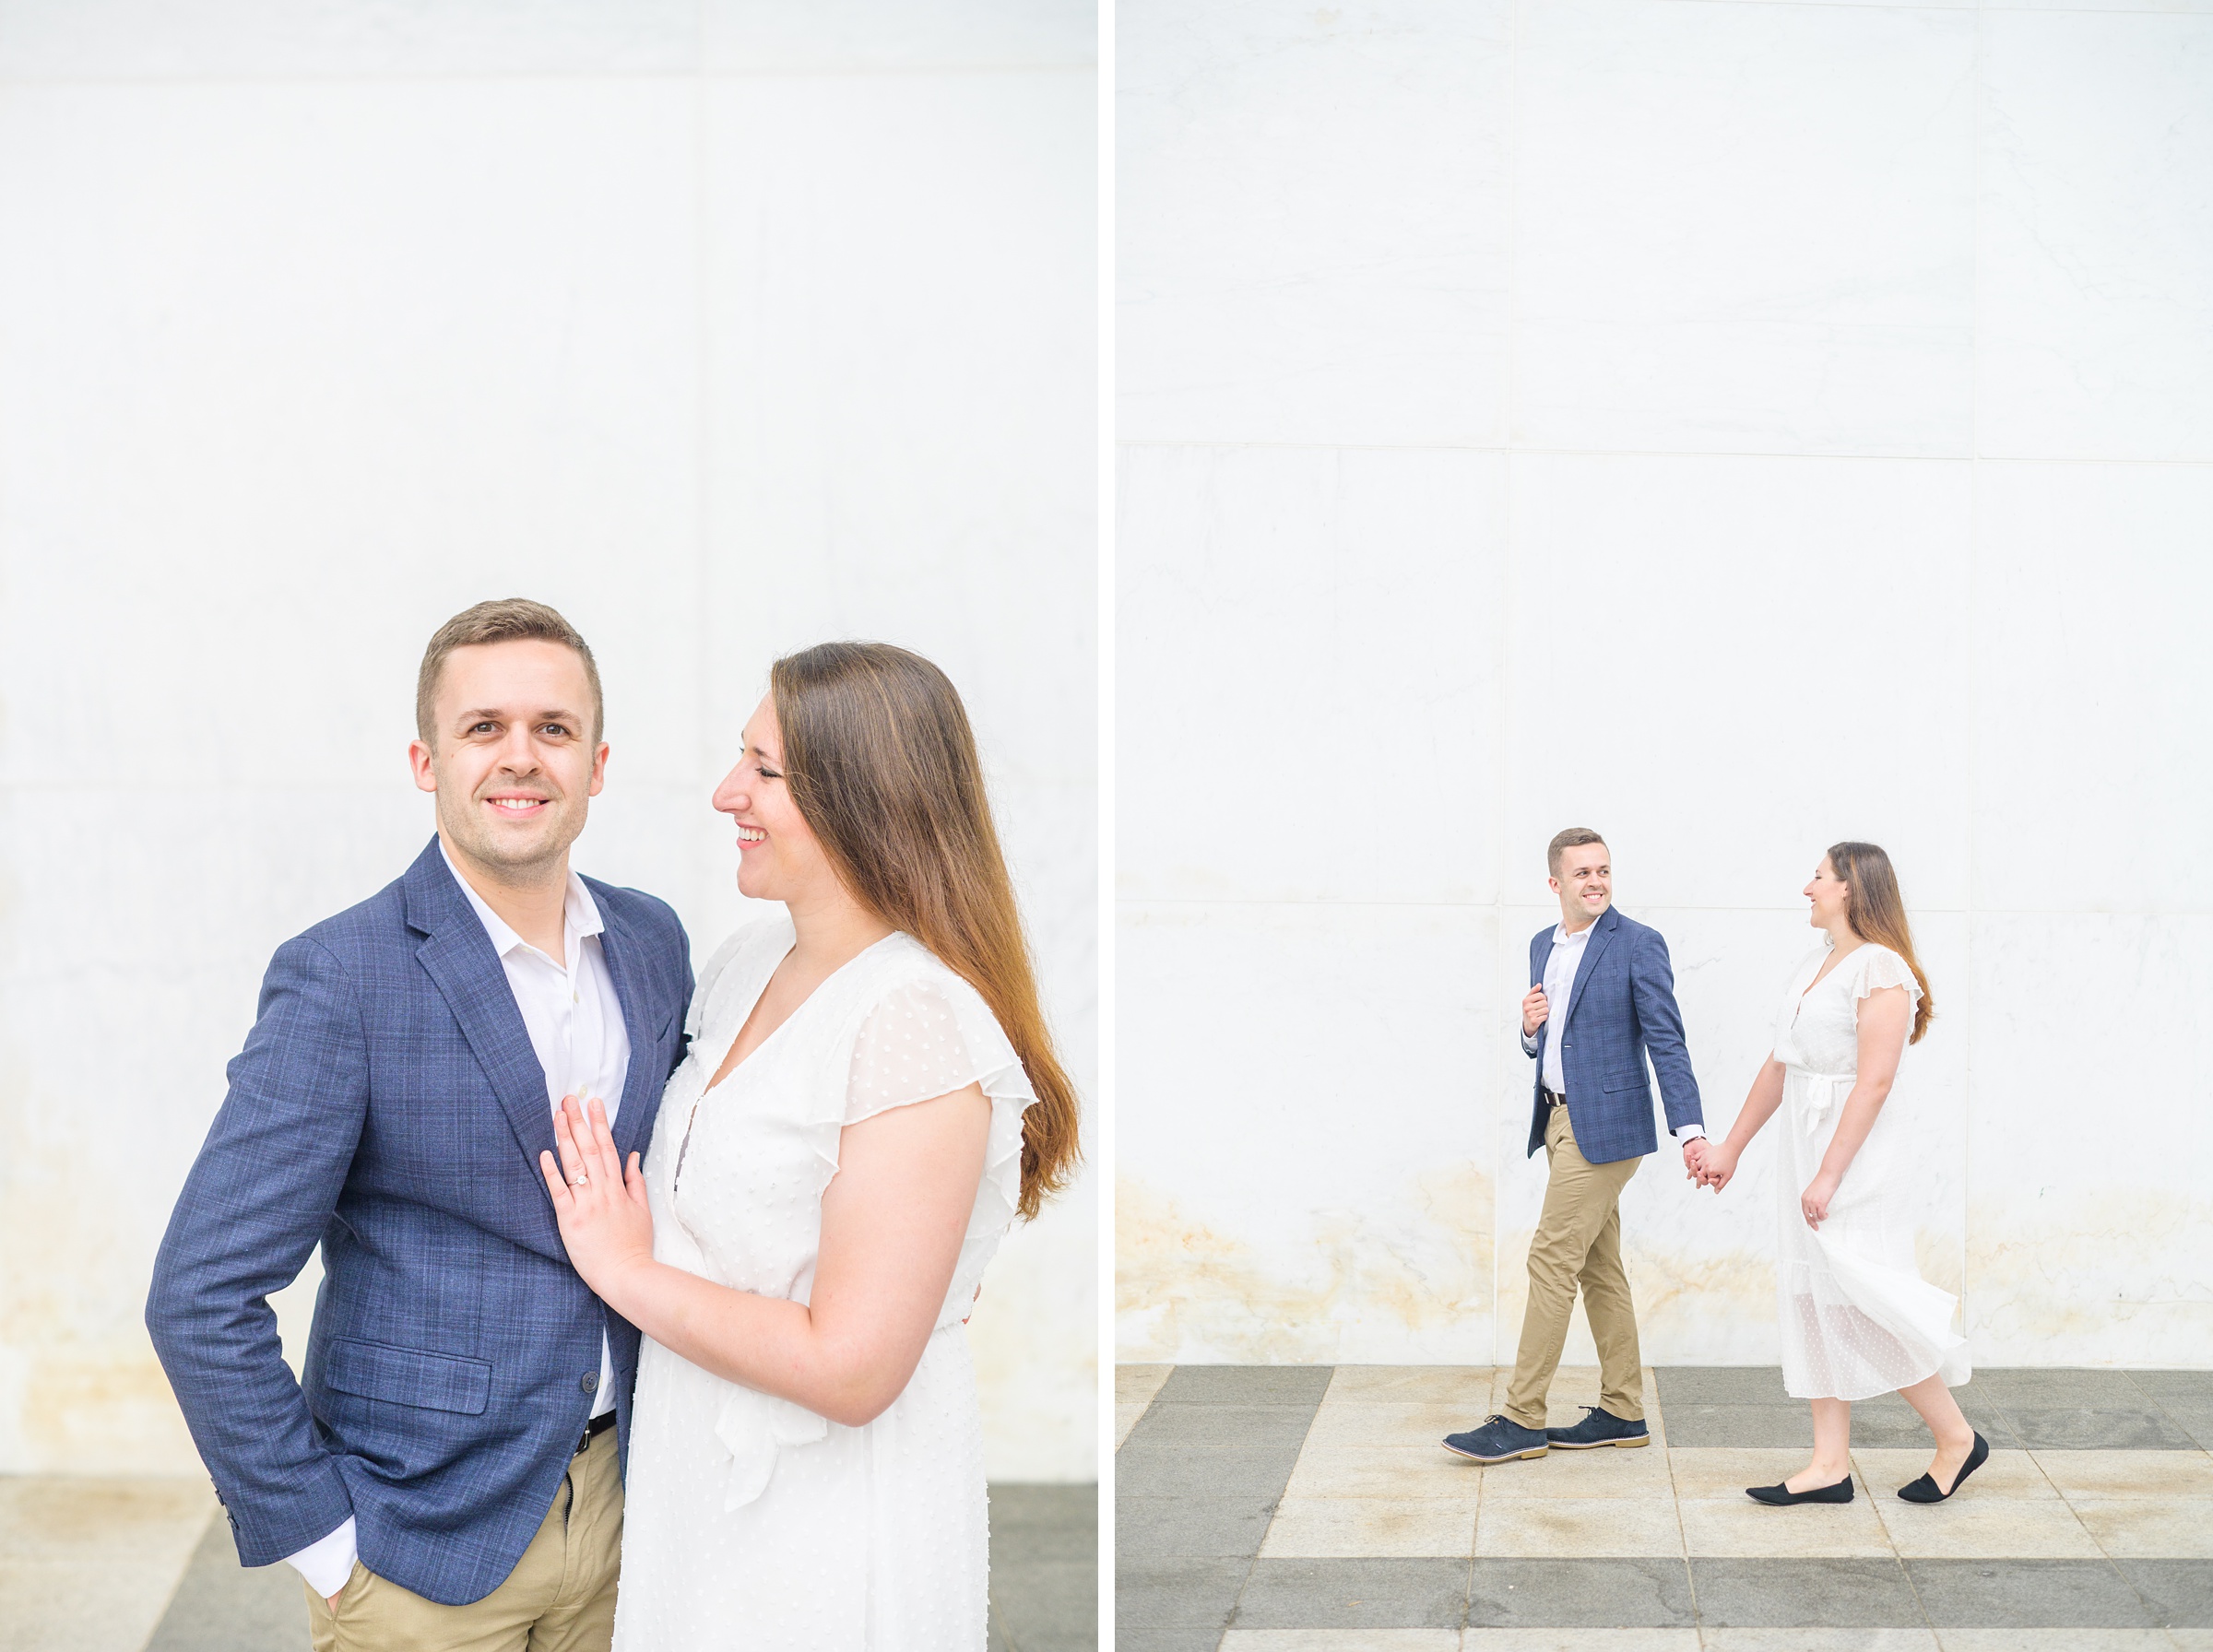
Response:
[772,642,1081,1218]
[1827,840,1935,1044]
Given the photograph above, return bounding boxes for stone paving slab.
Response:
[1118,1557,1251,1631]
[1118,1495,1279,1563]
[1157,1367,1335,1408]
[1119,1445,1311,1501]
[2117,1558,2213,1627]
[1118,1364,2213,1643]
[142,1516,308,1652]
[0,1477,215,1652]
[1194,1627,2206,1649]
[1235,1558,1471,1630]
[1465,1556,1697,1628]
[1908,1557,2163,1627]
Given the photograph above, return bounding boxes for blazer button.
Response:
[580,1372,598,1394]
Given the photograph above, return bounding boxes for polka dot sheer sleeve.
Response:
[1851,944,1923,1009]
[844,976,1026,1127]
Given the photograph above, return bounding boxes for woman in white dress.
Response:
[535,641,1081,1649]
[1697,842,1983,1507]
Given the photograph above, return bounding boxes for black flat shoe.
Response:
[1746,1474,1854,1504]
[1898,1432,1989,1504]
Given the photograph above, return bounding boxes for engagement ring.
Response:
[573,1173,590,1187]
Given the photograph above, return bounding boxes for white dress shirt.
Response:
[286,844,633,1598]
[1521,915,1702,1143]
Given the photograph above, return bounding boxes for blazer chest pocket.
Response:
[324,1337,492,1416]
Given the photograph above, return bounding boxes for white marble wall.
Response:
[0,0,1097,1480]
[1118,0,2213,1369]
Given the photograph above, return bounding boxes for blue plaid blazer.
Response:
[146,836,692,1607]
[1524,907,1703,1165]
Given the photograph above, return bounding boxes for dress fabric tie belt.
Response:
[1795,1069,1854,1138]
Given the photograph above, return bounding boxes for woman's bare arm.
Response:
[542,1087,990,1427]
[1799,985,1910,1225]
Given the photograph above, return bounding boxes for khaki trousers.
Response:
[1501,1103,1645,1429]
[306,1423,622,1652]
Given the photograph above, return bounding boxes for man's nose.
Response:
[493,726,540,771]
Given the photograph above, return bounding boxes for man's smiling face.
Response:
[1551,841,1612,928]
[408,638,606,881]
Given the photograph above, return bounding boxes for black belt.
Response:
[575,1410,617,1455]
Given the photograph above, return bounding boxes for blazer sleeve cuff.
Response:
[230,1460,356,1570]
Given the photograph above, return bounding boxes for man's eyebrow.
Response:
[454,707,583,726]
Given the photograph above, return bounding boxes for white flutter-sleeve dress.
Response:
[611,918,1036,1652]
[1771,938,1970,1402]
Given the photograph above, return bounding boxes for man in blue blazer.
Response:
[1446,828,1706,1466]
[148,599,692,1648]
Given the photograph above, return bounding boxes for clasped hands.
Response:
[1683,1137,1731,1192]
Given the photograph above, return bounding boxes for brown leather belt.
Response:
[1543,1087,1568,1107]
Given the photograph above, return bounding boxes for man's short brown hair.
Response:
[416,598,603,747]
[1547,827,1607,878]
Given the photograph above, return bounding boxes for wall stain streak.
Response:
[1117,1162,1495,1364]
[1968,1190,2213,1363]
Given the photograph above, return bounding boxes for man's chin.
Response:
[443,816,577,878]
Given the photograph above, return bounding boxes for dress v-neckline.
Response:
[708,928,904,1095]
[671,929,901,1197]
[1793,940,1864,1025]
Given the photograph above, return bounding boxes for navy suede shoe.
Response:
[1441,1413,1549,1464]
[1544,1406,1651,1450]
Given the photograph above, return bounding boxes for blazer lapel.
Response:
[403,839,559,1177]
[1562,907,1620,1029]
[593,903,666,1162]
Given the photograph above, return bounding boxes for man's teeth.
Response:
[491,797,545,811]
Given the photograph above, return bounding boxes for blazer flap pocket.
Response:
[325,1338,491,1415]
[1600,1072,1650,1093]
